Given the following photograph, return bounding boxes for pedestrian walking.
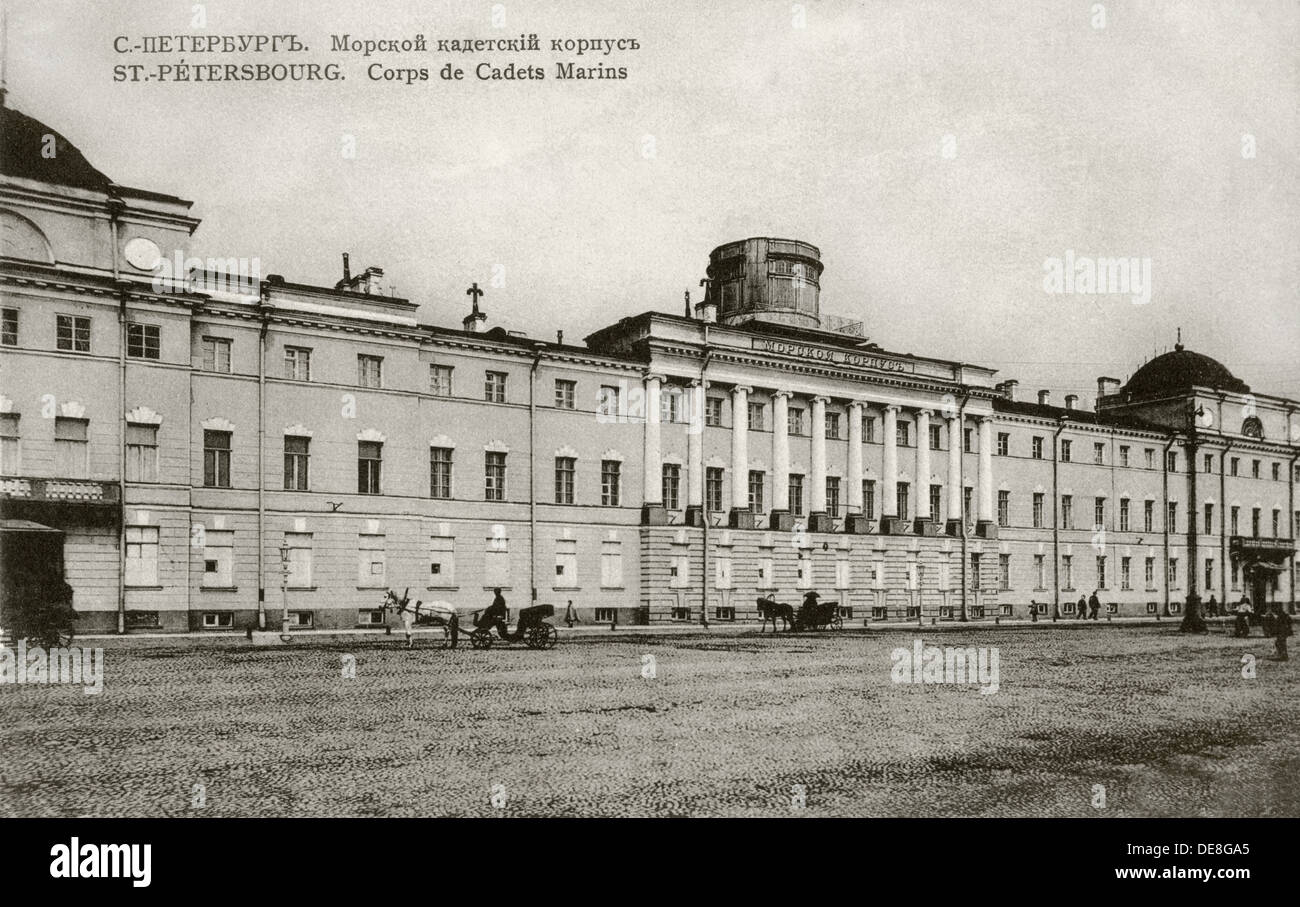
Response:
[1077,595,1088,619]
[1088,590,1101,620]
[1206,594,1219,617]
[1233,596,1253,638]
[448,610,459,649]
[1029,600,1038,623]
[1273,607,1291,661]
[564,599,580,628]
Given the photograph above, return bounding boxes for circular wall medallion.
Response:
[123,237,162,271]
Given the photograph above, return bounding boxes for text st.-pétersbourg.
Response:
[112,34,636,83]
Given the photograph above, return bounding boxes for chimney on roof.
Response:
[342,252,351,285]
[1097,376,1121,398]
[557,330,564,345]
[995,380,1018,402]
[1065,394,1079,410]
[1037,390,1051,406]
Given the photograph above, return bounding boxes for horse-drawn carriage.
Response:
[380,590,558,650]
[756,590,843,632]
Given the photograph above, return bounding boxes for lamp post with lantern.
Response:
[278,539,292,639]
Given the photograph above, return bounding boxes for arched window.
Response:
[0,209,55,263]
[1241,416,1264,439]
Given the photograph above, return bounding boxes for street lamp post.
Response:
[278,540,291,639]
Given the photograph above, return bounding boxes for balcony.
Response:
[0,477,121,527]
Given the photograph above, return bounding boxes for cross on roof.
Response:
[466,282,484,315]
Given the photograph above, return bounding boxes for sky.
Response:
[6,0,1298,403]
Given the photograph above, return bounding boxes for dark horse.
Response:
[756,594,796,633]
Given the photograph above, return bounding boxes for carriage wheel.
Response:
[470,629,492,650]
[542,625,558,649]
[525,627,544,650]
[830,613,844,631]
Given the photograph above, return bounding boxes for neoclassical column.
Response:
[915,409,932,523]
[809,396,829,515]
[642,375,663,506]
[730,385,751,516]
[946,414,962,524]
[978,415,994,524]
[687,380,705,513]
[882,404,900,518]
[772,391,791,513]
[847,401,864,513]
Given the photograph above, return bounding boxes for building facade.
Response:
[2,103,1297,633]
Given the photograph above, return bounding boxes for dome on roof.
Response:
[1,105,112,192]
[1124,344,1249,397]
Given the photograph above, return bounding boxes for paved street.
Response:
[1,626,1297,817]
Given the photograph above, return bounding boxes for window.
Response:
[789,474,805,516]
[284,436,309,490]
[1251,459,1260,479]
[0,414,18,475]
[705,396,724,427]
[1062,554,1074,589]
[1167,451,1177,472]
[1144,449,1154,469]
[284,346,312,381]
[706,467,724,513]
[1251,507,1261,537]
[485,451,507,501]
[1203,503,1214,535]
[430,364,453,396]
[201,612,233,629]
[863,480,875,520]
[1231,561,1240,591]
[358,535,386,587]
[970,553,982,591]
[788,406,805,436]
[357,609,386,626]
[1034,554,1046,589]
[929,484,942,522]
[1167,501,1177,533]
[896,482,909,520]
[1230,457,1239,476]
[1061,495,1073,529]
[430,447,453,499]
[1119,445,1130,467]
[661,389,682,423]
[998,490,1010,527]
[1273,509,1281,537]
[555,379,577,409]
[1096,555,1107,590]
[203,430,231,487]
[863,415,876,443]
[288,611,314,629]
[896,421,910,447]
[601,540,624,588]
[1094,496,1106,527]
[358,441,382,494]
[1060,440,1072,462]
[357,355,383,388]
[748,471,764,513]
[1119,498,1130,532]
[826,477,841,518]
[1204,454,1214,474]
[485,533,510,587]
[286,533,313,588]
[747,401,765,431]
[56,314,90,352]
[1204,559,1214,592]
[1272,462,1281,481]
[825,412,841,439]
[1093,442,1105,465]
[1145,557,1155,589]
[125,424,159,483]
[1168,558,1179,589]
[596,384,619,418]
[125,526,159,587]
[1121,557,1132,590]
[999,554,1010,591]
[963,486,973,522]
[201,336,231,372]
[1230,506,1240,535]
[1031,436,1043,459]
[484,371,507,403]
[997,432,1010,456]
[1144,500,1154,533]
[601,460,621,506]
[555,539,578,588]
[554,456,575,504]
[662,464,681,510]
[1032,492,1044,528]
[0,307,16,346]
[201,529,234,588]
[430,536,455,586]
[928,423,942,450]
[594,607,616,623]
